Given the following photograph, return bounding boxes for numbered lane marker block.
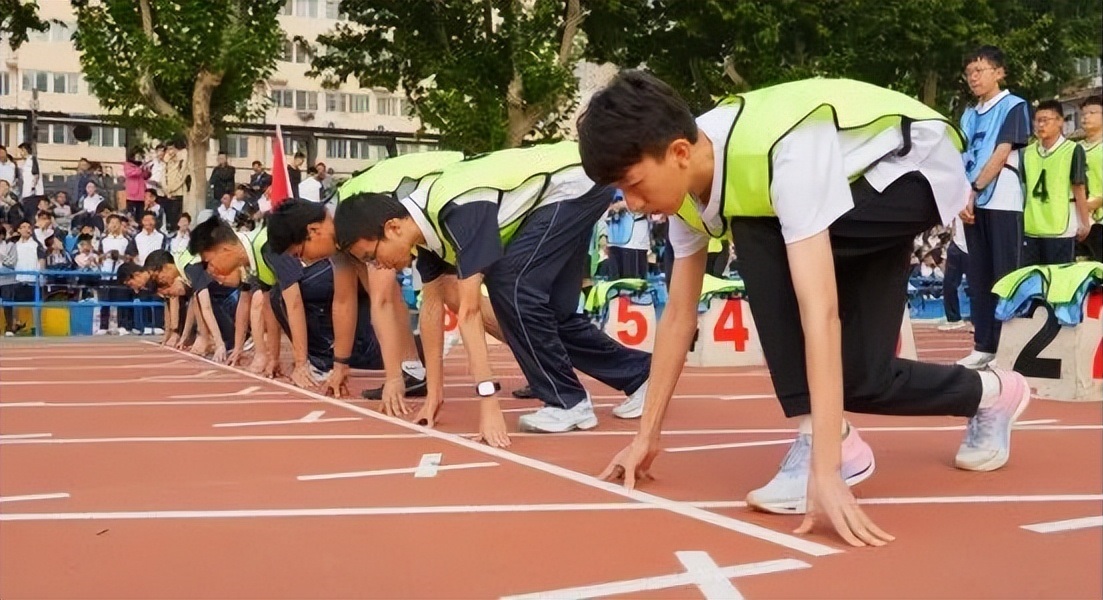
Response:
[602,295,657,353]
[686,297,764,367]
[897,308,918,360]
[995,291,1103,402]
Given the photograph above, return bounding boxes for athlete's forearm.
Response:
[420,279,447,401]
[457,274,493,383]
[284,285,310,366]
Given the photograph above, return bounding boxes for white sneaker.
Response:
[93,329,106,336]
[142,327,154,335]
[612,379,649,419]
[153,328,165,335]
[243,338,255,352]
[746,425,875,515]
[4,331,12,337]
[957,350,996,370]
[518,396,599,433]
[116,328,129,336]
[311,365,331,382]
[938,321,967,331]
[443,330,461,357]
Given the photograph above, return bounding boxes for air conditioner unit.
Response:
[297,110,315,121]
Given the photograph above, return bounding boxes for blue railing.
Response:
[0,269,164,336]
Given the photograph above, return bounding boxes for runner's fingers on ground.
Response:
[290,364,318,389]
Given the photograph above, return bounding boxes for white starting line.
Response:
[0,492,69,503]
[1021,516,1103,534]
[299,453,499,481]
[502,554,809,600]
[213,410,360,428]
[172,386,289,399]
[0,433,52,440]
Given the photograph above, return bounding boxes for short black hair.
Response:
[964,45,1006,70]
[106,214,121,224]
[17,142,32,152]
[252,160,263,167]
[115,262,144,285]
[1081,96,1103,110]
[141,210,158,221]
[333,192,409,250]
[77,233,94,244]
[189,215,239,256]
[180,212,192,223]
[1036,99,1064,118]
[36,210,51,219]
[144,249,173,274]
[268,198,328,254]
[144,188,158,197]
[577,69,698,185]
[96,200,112,214]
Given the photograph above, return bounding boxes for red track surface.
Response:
[1,326,1100,599]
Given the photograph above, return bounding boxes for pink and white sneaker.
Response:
[955,368,1031,472]
[746,425,875,515]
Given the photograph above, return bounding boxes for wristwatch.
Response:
[475,381,501,397]
[970,181,982,193]
[332,355,350,366]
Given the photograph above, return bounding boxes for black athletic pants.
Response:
[964,208,1022,354]
[730,172,982,419]
[484,185,651,409]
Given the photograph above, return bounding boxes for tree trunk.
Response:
[920,70,939,107]
[184,129,210,218]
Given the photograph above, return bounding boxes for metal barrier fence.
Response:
[0,269,164,336]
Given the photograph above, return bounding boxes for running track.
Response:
[1,327,1100,599]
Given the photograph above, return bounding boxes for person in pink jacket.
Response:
[123,149,150,218]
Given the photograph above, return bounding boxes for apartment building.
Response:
[0,0,436,190]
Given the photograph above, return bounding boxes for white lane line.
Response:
[677,551,745,600]
[172,386,289,399]
[148,341,841,558]
[0,433,52,440]
[500,403,615,414]
[0,360,190,372]
[1021,516,1103,533]
[0,372,245,386]
[0,493,70,503]
[692,494,1103,509]
[666,439,795,454]
[0,399,315,408]
[501,557,807,600]
[1,434,426,445]
[298,461,498,481]
[212,410,361,428]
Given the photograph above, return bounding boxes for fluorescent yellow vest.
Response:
[424,141,583,265]
[1023,139,1076,238]
[675,78,963,235]
[338,151,465,200]
[1082,140,1101,223]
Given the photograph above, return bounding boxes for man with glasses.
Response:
[957,45,1031,370]
[1079,96,1103,261]
[1021,100,1090,265]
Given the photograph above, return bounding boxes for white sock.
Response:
[798,416,848,437]
[978,370,1001,408]
[402,360,426,380]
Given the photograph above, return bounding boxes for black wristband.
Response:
[971,181,982,193]
[333,355,350,365]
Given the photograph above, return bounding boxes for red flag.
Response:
[268,125,294,210]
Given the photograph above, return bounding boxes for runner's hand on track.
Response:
[413,396,442,428]
[379,376,410,417]
[261,358,282,379]
[211,344,227,364]
[796,469,894,547]
[473,398,510,448]
[290,363,318,390]
[164,333,179,348]
[599,437,659,490]
[321,364,350,398]
[225,348,242,366]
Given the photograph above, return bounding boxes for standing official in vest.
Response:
[1021,100,1090,266]
[1079,96,1103,261]
[334,142,652,447]
[957,46,1032,370]
[578,71,1031,547]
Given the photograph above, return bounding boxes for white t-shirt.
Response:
[14,238,44,282]
[669,105,970,257]
[0,159,16,186]
[218,205,238,223]
[970,90,1024,213]
[952,218,968,253]
[19,155,44,199]
[133,230,165,266]
[298,177,324,203]
[82,194,104,214]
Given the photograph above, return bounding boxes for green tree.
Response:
[587,0,1102,115]
[310,0,585,153]
[1,0,50,50]
[71,0,285,214]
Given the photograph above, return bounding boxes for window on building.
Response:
[294,0,319,18]
[222,134,250,158]
[295,90,318,111]
[22,70,48,92]
[48,124,76,146]
[270,89,294,108]
[325,92,344,113]
[377,96,400,116]
[280,39,294,62]
[281,0,293,15]
[283,137,306,156]
[50,22,70,42]
[324,0,346,19]
[0,73,9,96]
[294,41,311,64]
[348,94,370,113]
[325,138,347,159]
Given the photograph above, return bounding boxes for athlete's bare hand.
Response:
[260,358,282,379]
[225,347,243,366]
[321,364,350,398]
[796,469,894,547]
[473,399,510,448]
[413,396,443,428]
[958,192,976,225]
[290,362,318,390]
[211,344,227,365]
[379,376,410,417]
[599,437,659,490]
